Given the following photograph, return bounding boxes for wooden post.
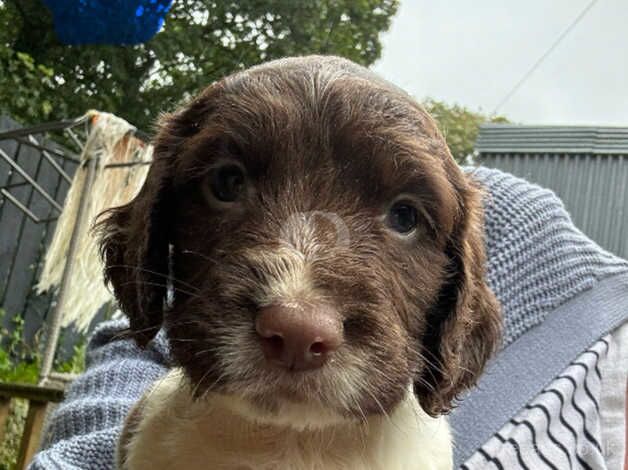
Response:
[0,396,10,444]
[16,400,48,470]
[39,156,97,384]
[0,382,65,468]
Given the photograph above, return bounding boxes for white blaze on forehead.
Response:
[246,211,350,306]
[280,212,320,257]
[245,213,318,306]
[281,211,351,253]
[260,245,312,305]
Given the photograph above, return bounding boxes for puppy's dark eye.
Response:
[387,201,418,234]
[208,164,245,202]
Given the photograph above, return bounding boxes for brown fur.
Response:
[97,55,501,419]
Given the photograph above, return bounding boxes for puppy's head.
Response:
[98,55,501,423]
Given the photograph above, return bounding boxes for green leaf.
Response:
[0,0,398,129]
[422,98,509,164]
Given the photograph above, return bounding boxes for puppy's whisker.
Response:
[193,347,219,357]
[111,325,160,341]
[106,264,200,292]
[413,376,437,396]
[142,372,173,410]
[166,319,210,328]
[353,398,368,452]
[200,370,229,402]
[118,280,202,299]
[112,319,208,341]
[168,338,203,343]
[407,343,449,379]
[191,367,216,401]
[351,399,369,454]
[180,249,220,264]
[362,387,404,435]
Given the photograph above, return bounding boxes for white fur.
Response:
[254,245,312,305]
[247,210,350,306]
[119,370,453,470]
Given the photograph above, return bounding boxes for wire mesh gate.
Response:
[0,115,89,377]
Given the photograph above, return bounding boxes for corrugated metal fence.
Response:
[477,124,628,259]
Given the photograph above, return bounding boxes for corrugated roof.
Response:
[475,124,628,154]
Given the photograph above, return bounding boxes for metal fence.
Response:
[0,115,84,350]
[477,124,628,259]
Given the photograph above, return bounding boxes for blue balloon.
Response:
[43,0,174,45]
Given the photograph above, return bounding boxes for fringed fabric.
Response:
[37,112,152,331]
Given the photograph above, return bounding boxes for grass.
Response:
[0,309,86,469]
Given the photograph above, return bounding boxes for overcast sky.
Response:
[373,0,628,125]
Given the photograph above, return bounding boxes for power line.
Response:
[492,0,599,115]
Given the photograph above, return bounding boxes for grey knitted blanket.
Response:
[28,167,628,469]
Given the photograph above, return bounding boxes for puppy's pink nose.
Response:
[255,303,342,371]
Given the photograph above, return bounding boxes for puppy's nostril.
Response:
[267,335,284,354]
[258,334,286,365]
[309,341,326,356]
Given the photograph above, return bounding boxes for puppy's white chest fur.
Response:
[119,370,453,470]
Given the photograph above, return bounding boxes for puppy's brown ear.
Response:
[415,172,502,416]
[97,99,209,347]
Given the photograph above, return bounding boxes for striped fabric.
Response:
[460,326,626,470]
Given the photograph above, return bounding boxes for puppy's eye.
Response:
[387,201,418,234]
[208,164,246,203]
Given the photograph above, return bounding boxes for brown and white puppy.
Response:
[98,55,501,470]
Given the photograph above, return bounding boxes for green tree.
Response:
[0,0,398,130]
[423,98,508,164]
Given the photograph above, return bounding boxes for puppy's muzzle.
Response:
[255,303,343,371]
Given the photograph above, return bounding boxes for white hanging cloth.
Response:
[37,111,152,331]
